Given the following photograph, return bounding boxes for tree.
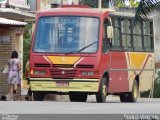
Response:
[80,0,98,8]
[109,0,139,8]
[134,0,160,24]
[115,0,160,24]
[154,70,160,98]
[23,23,32,75]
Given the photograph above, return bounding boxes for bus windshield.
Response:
[33,16,99,53]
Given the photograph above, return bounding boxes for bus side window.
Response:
[121,19,133,51]
[102,18,111,53]
[143,21,153,51]
[133,22,143,51]
[111,18,121,50]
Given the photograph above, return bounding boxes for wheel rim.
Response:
[133,83,138,99]
[103,84,107,96]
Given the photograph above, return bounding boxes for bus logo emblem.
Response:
[62,57,65,62]
[61,71,65,75]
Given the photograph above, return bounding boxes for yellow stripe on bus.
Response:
[129,53,147,69]
[30,81,98,92]
[47,56,80,64]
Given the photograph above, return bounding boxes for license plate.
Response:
[56,81,69,87]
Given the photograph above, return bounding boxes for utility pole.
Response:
[98,0,102,9]
[60,0,63,5]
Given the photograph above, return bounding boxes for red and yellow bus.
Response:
[29,5,155,102]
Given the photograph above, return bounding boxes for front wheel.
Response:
[33,91,45,101]
[96,77,107,103]
[69,92,87,102]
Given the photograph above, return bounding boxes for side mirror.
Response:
[32,20,35,35]
[32,19,35,24]
[107,26,113,39]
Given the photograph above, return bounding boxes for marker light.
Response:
[82,71,94,76]
[33,70,46,75]
[30,69,34,76]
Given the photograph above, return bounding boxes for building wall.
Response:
[31,0,37,11]
[152,8,160,68]
[0,26,24,96]
[36,0,79,11]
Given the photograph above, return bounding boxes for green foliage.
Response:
[83,0,98,8]
[140,90,150,98]
[153,70,160,98]
[23,23,32,74]
[115,0,139,8]
[130,0,139,7]
[134,0,160,25]
[102,0,109,8]
[115,1,125,8]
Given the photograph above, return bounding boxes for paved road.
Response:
[1,96,160,120]
[0,95,160,114]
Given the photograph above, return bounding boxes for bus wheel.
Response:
[120,94,128,102]
[33,91,45,101]
[128,80,138,102]
[69,92,87,102]
[120,80,138,102]
[96,77,107,103]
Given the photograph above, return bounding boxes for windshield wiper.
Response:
[66,41,97,54]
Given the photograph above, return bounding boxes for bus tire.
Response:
[120,94,127,102]
[69,92,87,102]
[128,80,138,102]
[120,80,138,102]
[96,77,107,103]
[33,91,45,101]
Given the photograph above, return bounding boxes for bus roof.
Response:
[37,7,111,17]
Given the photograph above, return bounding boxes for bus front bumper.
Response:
[29,78,99,92]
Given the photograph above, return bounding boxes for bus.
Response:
[29,5,155,102]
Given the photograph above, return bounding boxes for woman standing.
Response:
[8,51,21,101]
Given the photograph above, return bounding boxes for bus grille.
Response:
[76,64,94,68]
[52,64,74,68]
[50,69,77,78]
[34,63,50,67]
[52,64,94,68]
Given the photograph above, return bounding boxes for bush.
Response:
[153,70,160,98]
[23,23,32,76]
[140,90,150,98]
[81,0,98,8]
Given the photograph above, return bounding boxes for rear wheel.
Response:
[120,94,128,102]
[96,77,107,103]
[129,80,138,102]
[69,92,87,102]
[120,80,138,102]
[33,91,45,101]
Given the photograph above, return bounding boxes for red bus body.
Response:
[29,6,154,102]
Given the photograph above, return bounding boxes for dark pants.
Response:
[28,87,32,96]
[27,78,32,97]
